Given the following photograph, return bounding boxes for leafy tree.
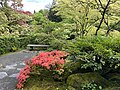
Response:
[0,0,22,8]
[51,0,120,36]
[54,0,101,37]
[94,0,120,35]
[0,0,32,35]
[48,0,62,22]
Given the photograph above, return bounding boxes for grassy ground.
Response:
[23,75,68,90]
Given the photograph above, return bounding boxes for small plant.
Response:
[81,82,103,90]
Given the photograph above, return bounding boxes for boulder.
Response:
[67,72,111,89]
[104,87,120,90]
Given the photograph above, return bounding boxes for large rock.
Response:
[104,87,120,90]
[67,72,111,89]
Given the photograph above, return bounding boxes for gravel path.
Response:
[0,50,38,90]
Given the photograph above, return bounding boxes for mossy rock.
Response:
[104,87,120,90]
[67,72,111,89]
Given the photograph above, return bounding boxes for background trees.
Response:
[1,0,120,36]
[51,0,120,36]
[0,0,32,35]
[94,0,120,35]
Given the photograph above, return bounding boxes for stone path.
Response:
[0,50,38,90]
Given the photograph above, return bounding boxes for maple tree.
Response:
[52,0,120,36]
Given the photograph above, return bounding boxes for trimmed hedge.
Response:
[0,36,31,55]
[0,33,51,55]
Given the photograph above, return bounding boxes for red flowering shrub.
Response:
[32,51,67,69]
[17,10,32,16]
[16,65,31,89]
[16,50,68,89]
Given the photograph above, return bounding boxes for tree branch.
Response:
[98,0,104,9]
[95,0,111,35]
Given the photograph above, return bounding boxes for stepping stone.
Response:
[0,64,3,68]
[17,68,22,71]
[0,72,8,79]
[19,62,25,66]
[9,73,19,78]
[10,64,17,67]
[2,65,16,71]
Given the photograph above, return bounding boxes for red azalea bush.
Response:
[16,65,31,89]
[17,10,32,16]
[16,50,68,89]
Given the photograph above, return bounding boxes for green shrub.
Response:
[18,36,31,48]
[49,39,66,50]
[29,33,51,45]
[0,36,19,55]
[0,36,31,55]
[0,33,53,55]
[63,36,120,74]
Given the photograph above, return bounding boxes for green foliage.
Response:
[52,0,120,36]
[49,39,65,50]
[32,10,48,24]
[29,33,52,45]
[18,36,31,48]
[54,0,100,37]
[63,36,120,73]
[81,82,103,90]
[0,35,31,55]
[48,7,62,22]
[0,6,32,35]
[0,36,19,55]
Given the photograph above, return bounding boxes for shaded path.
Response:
[0,50,38,90]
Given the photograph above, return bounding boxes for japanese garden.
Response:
[0,0,120,90]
